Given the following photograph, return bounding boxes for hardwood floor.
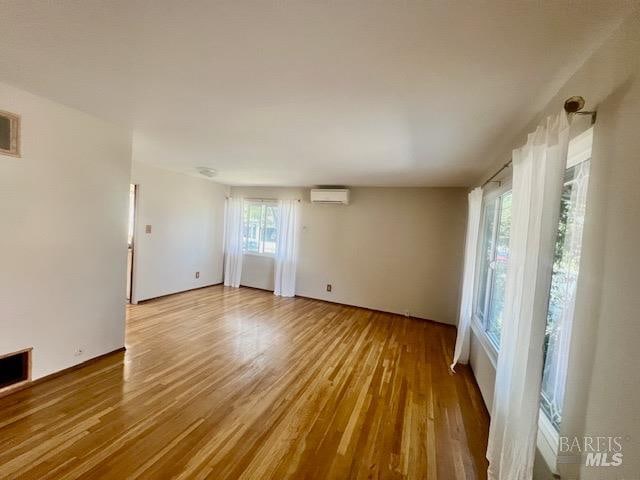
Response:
[0,286,489,479]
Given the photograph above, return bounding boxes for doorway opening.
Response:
[127,184,138,303]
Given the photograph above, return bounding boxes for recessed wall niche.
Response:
[0,110,20,157]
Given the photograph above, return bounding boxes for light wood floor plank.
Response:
[0,285,489,479]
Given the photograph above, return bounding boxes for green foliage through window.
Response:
[475,189,512,349]
[243,202,279,255]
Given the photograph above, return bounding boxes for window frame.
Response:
[472,128,593,365]
[536,127,593,474]
[242,200,279,257]
[0,109,21,158]
[471,179,512,366]
[469,128,593,475]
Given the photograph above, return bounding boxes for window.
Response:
[474,188,512,349]
[0,110,20,157]
[540,133,592,430]
[243,201,279,255]
[473,129,592,437]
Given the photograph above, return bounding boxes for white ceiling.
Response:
[0,1,634,186]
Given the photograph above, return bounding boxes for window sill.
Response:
[243,252,275,258]
[537,409,560,475]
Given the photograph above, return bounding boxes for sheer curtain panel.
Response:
[451,186,483,370]
[487,111,570,480]
[223,197,244,288]
[274,199,300,297]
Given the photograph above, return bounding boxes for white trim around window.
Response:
[537,408,560,475]
[243,251,275,258]
[567,127,593,168]
[536,126,594,474]
[242,200,279,256]
[470,314,498,368]
[471,178,512,363]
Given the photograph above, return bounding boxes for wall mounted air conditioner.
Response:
[310,188,350,205]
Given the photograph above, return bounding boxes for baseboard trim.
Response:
[136,282,223,303]
[293,294,453,328]
[0,346,126,399]
[137,283,454,328]
[209,286,453,328]
[238,284,274,293]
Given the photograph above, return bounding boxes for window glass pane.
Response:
[541,161,590,429]
[486,191,512,346]
[0,115,10,150]
[243,203,263,253]
[242,202,279,255]
[475,198,497,321]
[258,203,267,252]
[263,205,278,254]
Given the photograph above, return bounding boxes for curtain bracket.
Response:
[564,96,597,125]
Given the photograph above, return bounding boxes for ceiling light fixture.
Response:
[196,167,217,178]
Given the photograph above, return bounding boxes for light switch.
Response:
[145,225,152,234]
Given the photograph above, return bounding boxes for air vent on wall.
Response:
[0,348,32,397]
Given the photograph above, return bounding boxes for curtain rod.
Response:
[481,96,596,189]
[481,160,512,188]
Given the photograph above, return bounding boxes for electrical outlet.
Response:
[195,271,200,279]
[326,284,332,292]
[74,348,84,357]
[145,224,152,234]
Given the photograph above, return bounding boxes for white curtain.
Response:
[451,186,483,370]
[223,197,244,288]
[274,199,300,297]
[487,111,570,480]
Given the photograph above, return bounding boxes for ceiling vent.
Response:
[310,188,350,205]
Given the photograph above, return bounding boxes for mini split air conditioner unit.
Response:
[310,188,350,205]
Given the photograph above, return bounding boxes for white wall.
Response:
[231,186,467,325]
[469,333,495,410]
[131,162,227,302]
[470,11,640,479]
[0,81,132,380]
